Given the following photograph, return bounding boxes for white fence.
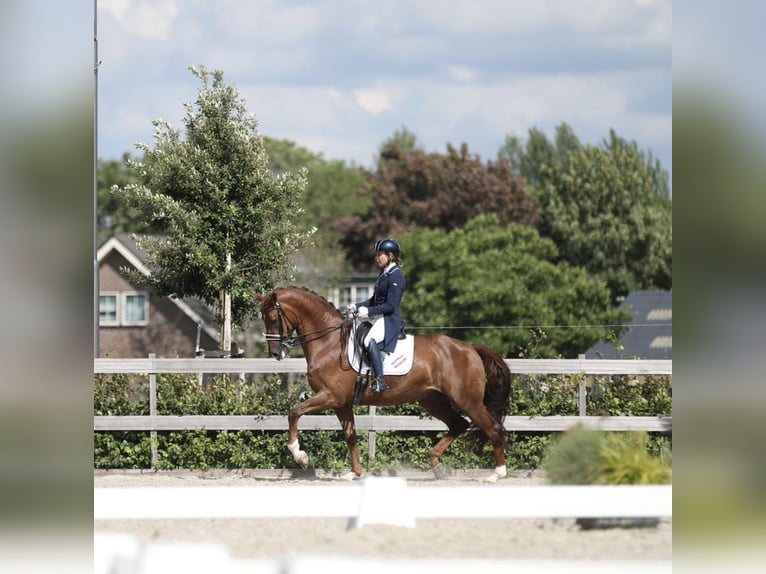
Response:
[94,478,672,521]
[94,357,671,465]
[93,358,671,429]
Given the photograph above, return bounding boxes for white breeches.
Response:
[363,316,385,346]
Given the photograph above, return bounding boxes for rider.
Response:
[347,238,406,394]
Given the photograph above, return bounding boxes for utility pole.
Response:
[93,0,100,358]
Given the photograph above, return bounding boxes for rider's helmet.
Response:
[374,238,400,257]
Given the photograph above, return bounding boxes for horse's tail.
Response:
[469,344,512,447]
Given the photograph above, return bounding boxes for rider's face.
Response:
[374,252,389,267]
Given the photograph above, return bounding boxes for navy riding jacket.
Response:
[358,264,406,353]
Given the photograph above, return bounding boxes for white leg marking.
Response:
[287,439,300,458]
[287,439,308,466]
[481,466,507,484]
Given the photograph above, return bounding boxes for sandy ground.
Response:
[94,469,671,562]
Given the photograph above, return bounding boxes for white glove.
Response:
[357,306,369,318]
[346,303,357,314]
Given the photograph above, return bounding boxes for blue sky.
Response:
[97,0,672,180]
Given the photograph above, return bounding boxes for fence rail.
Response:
[94,357,672,375]
[94,414,672,433]
[94,357,672,435]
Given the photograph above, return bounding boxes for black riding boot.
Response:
[367,339,389,393]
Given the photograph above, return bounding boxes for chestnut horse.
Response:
[255,286,512,482]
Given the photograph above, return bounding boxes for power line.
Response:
[406,323,671,331]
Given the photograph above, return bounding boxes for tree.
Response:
[376,125,423,161]
[264,137,370,247]
[113,66,312,354]
[335,141,539,269]
[263,137,371,287]
[97,153,152,244]
[401,214,630,358]
[500,124,671,301]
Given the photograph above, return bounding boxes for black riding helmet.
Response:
[374,238,400,257]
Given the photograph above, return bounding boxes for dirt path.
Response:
[94,469,671,562]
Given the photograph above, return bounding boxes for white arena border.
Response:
[94,477,672,524]
[94,534,672,574]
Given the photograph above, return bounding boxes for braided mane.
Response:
[274,285,343,318]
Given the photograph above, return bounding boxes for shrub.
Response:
[94,372,671,471]
[543,426,671,485]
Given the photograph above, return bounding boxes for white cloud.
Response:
[353,89,394,115]
[100,0,129,21]
[447,66,477,82]
[100,0,179,40]
[96,0,671,175]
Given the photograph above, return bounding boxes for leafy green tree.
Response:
[401,214,630,358]
[500,124,671,301]
[335,141,539,269]
[264,137,370,245]
[112,66,312,354]
[376,125,424,161]
[263,137,371,286]
[97,153,151,243]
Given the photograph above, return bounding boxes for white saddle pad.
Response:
[347,328,415,376]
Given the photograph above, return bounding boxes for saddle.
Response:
[347,320,414,376]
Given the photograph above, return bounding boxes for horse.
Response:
[255,286,512,482]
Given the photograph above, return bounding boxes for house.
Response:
[325,276,376,309]
[585,290,672,359]
[97,234,220,358]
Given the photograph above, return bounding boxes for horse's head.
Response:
[256,286,344,360]
[255,291,298,360]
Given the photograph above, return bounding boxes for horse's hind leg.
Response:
[462,405,507,483]
[334,404,363,479]
[419,392,470,478]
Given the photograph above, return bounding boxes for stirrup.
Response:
[371,377,388,393]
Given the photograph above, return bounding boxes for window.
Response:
[99,291,149,327]
[123,293,148,325]
[339,287,352,307]
[356,286,370,301]
[99,293,118,326]
[329,284,374,308]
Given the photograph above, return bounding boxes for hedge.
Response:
[94,372,671,471]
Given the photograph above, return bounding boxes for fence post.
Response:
[578,354,587,417]
[368,405,377,463]
[148,353,158,469]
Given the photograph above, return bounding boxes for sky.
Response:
[96,0,672,180]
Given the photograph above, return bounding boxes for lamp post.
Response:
[93,0,100,358]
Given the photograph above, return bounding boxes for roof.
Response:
[97,234,219,341]
[585,290,672,359]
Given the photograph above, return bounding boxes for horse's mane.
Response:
[274,285,344,318]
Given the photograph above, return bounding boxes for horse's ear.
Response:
[254,293,264,303]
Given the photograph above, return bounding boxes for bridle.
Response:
[262,294,347,359]
[264,300,301,357]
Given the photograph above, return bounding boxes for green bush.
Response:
[543,427,672,485]
[94,371,672,471]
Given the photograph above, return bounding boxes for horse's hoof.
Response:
[297,451,309,468]
[481,466,507,484]
[431,463,449,480]
[339,471,359,481]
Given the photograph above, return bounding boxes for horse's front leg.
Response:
[287,392,336,469]
[334,404,363,479]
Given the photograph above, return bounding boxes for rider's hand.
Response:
[357,306,369,318]
[346,303,357,314]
